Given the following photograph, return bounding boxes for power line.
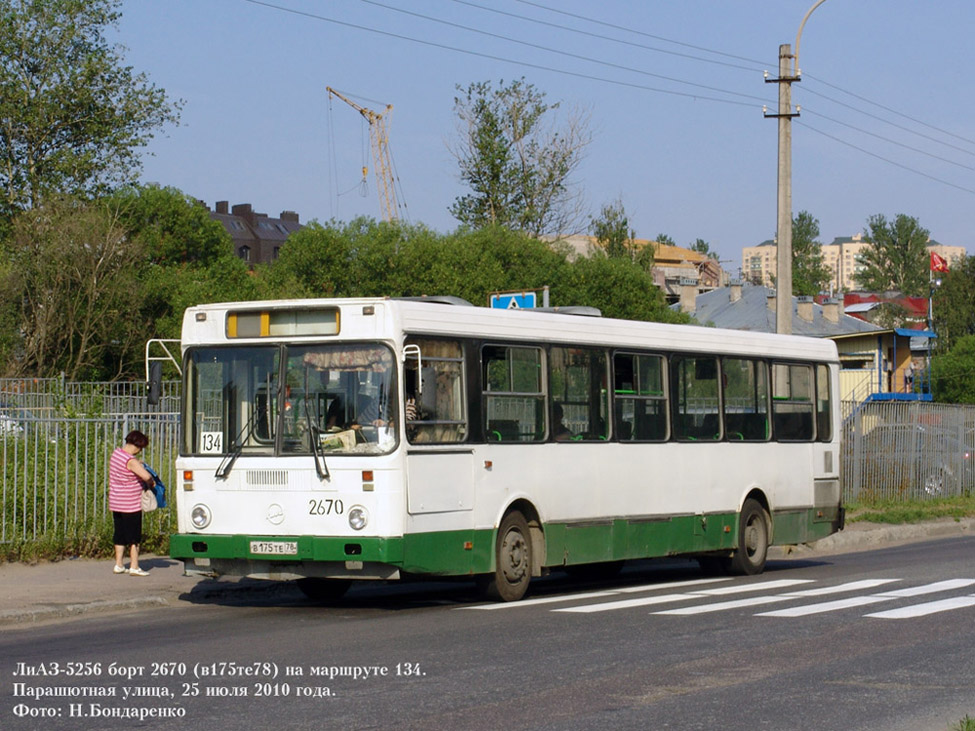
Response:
[803,73,975,150]
[244,0,975,200]
[514,0,773,68]
[451,0,765,74]
[797,85,975,159]
[240,0,764,108]
[800,108,975,171]
[796,121,975,196]
[358,0,773,105]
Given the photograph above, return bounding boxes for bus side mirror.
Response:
[147,362,162,406]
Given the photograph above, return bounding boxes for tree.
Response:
[791,211,832,295]
[690,238,718,260]
[110,185,231,267]
[655,233,676,248]
[449,78,590,236]
[1,197,146,379]
[931,335,975,404]
[854,214,929,295]
[932,254,975,353]
[0,0,180,217]
[590,199,634,259]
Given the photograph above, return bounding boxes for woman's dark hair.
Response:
[125,430,149,449]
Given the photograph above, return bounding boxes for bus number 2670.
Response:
[308,499,344,516]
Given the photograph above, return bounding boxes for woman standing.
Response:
[109,430,154,576]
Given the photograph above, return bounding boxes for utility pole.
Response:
[764,0,829,335]
[765,46,799,335]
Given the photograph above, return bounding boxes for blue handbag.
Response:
[143,465,167,509]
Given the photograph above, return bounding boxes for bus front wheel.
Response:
[729,499,769,575]
[479,510,532,602]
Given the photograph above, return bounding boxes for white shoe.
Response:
[128,567,149,577]
[113,565,127,575]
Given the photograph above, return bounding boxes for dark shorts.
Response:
[112,511,142,547]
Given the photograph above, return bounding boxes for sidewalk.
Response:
[1,518,972,628]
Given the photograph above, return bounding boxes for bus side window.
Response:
[816,364,832,442]
[721,358,769,441]
[404,338,468,444]
[613,353,667,442]
[671,355,720,441]
[772,362,815,441]
[549,347,609,441]
[482,344,545,443]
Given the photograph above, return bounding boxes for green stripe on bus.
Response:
[169,506,838,577]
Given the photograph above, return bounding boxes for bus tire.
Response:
[729,499,769,575]
[479,510,532,602]
[296,578,352,602]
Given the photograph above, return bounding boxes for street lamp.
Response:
[765,0,830,335]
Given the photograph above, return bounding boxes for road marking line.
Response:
[875,578,975,598]
[613,577,733,593]
[554,593,697,613]
[756,580,975,617]
[694,579,814,595]
[654,594,797,615]
[460,577,733,610]
[557,579,813,614]
[462,589,620,610]
[865,596,975,619]
[755,595,891,617]
[784,579,901,597]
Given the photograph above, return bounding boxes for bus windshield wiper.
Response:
[303,369,330,481]
[216,410,259,479]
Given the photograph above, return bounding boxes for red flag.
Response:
[930,251,950,272]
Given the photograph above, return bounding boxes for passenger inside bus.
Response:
[552,403,573,441]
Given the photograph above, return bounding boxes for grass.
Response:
[845,496,975,525]
[950,716,975,731]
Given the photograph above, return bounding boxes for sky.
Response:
[116,0,975,275]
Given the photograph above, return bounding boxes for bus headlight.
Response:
[348,506,368,531]
[191,504,212,530]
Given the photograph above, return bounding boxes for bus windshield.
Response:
[184,343,397,457]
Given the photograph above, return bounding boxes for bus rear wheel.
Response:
[729,498,769,575]
[296,578,352,602]
[479,510,532,602]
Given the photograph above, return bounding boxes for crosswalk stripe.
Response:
[784,579,900,597]
[613,577,733,593]
[654,594,796,615]
[460,577,732,610]
[554,593,695,613]
[755,579,975,618]
[557,579,813,614]
[694,579,814,595]
[864,595,975,619]
[755,595,890,617]
[463,589,620,610]
[875,578,975,597]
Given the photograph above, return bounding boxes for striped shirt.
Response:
[109,448,143,513]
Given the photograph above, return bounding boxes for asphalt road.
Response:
[2,537,974,731]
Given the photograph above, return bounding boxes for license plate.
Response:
[250,541,298,555]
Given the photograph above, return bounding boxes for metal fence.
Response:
[0,376,181,418]
[3,377,974,547]
[842,400,975,501]
[1,411,178,546]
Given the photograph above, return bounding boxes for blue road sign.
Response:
[490,292,537,309]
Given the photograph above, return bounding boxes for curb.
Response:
[0,596,171,627]
[773,517,975,557]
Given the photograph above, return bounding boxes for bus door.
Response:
[403,338,474,514]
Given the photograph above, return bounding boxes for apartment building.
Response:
[741,235,966,293]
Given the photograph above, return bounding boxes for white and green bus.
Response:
[166,296,843,602]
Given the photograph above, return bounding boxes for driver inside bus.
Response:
[350,394,387,430]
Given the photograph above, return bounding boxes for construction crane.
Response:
[326,86,401,223]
